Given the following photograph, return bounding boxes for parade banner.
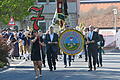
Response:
[59,29,84,55]
[29,5,45,30]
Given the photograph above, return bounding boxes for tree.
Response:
[0,0,35,24]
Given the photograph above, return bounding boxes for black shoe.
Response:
[64,65,67,68]
[69,62,71,66]
[54,66,56,70]
[79,55,82,58]
[56,59,58,61]
[97,65,99,67]
[50,68,53,71]
[43,64,46,67]
[19,56,21,59]
[100,64,103,67]
[25,58,28,61]
[23,57,25,59]
[94,67,96,71]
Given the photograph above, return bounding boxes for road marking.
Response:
[0,60,26,73]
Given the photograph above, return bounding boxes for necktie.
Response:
[89,31,93,40]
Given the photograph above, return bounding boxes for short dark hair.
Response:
[50,26,53,29]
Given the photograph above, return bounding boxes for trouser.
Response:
[72,55,75,61]
[88,48,98,69]
[97,48,102,66]
[63,53,71,66]
[84,45,88,61]
[23,44,31,59]
[47,47,56,70]
[41,46,46,66]
[19,42,23,57]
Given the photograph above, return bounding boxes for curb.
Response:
[0,66,9,72]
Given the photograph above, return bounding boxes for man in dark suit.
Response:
[95,28,105,67]
[45,26,58,71]
[87,25,99,71]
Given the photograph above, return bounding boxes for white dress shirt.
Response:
[50,33,54,42]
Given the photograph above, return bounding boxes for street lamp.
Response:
[112,8,117,32]
[112,8,118,48]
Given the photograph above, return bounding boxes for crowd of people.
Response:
[0,25,105,79]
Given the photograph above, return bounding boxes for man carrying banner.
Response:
[87,25,99,71]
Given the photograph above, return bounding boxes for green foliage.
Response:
[0,0,35,24]
[0,61,6,68]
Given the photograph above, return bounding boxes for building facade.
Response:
[34,0,78,32]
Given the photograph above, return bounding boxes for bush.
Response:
[0,38,9,68]
[0,61,6,68]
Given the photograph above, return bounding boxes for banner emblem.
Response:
[59,29,84,55]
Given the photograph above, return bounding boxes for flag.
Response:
[57,0,68,20]
[64,0,68,16]
[57,0,63,13]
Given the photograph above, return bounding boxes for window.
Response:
[49,0,55,2]
[38,0,46,2]
[38,21,46,33]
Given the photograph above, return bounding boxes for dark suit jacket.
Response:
[98,34,105,47]
[87,31,99,49]
[45,33,59,53]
